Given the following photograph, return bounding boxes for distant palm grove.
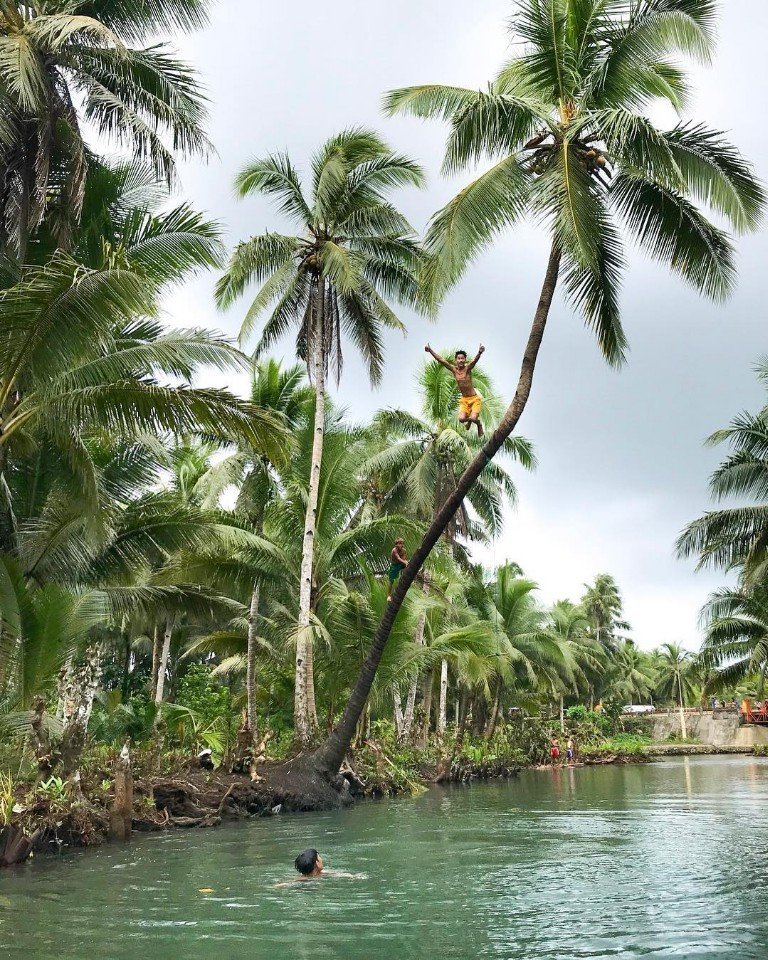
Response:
[0,0,764,788]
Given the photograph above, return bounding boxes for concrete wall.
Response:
[648,710,768,747]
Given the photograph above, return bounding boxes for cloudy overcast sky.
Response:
[160,1,768,650]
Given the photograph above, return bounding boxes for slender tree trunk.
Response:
[305,625,319,731]
[295,279,326,745]
[454,690,470,755]
[17,150,32,267]
[154,617,175,705]
[0,443,17,561]
[393,685,405,740]
[401,577,429,743]
[120,619,131,703]
[149,625,162,700]
[560,695,565,733]
[418,669,434,750]
[314,244,562,777]
[246,584,260,744]
[678,670,688,740]
[437,659,448,740]
[401,603,427,743]
[485,679,501,739]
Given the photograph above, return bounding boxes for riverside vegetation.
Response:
[0,0,765,864]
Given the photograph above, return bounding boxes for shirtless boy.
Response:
[387,538,408,601]
[425,343,486,436]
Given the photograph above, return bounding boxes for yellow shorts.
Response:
[458,395,482,418]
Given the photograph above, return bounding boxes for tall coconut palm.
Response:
[0,0,211,260]
[677,365,768,583]
[480,565,562,731]
[537,599,595,728]
[313,0,763,779]
[602,640,655,706]
[195,360,311,742]
[653,641,697,738]
[699,584,768,695]
[581,574,629,652]
[216,129,425,744]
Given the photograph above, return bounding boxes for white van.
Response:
[622,704,655,714]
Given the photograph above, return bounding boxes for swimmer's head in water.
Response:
[295,848,323,876]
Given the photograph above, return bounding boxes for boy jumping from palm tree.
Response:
[425,343,485,436]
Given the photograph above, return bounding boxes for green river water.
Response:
[2,755,767,960]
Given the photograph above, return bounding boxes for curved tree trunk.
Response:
[246,584,260,744]
[295,279,326,745]
[313,244,562,777]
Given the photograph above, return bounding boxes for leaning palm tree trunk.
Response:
[246,585,260,743]
[295,283,326,743]
[313,245,562,776]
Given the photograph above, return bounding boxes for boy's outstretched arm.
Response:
[425,344,454,372]
[467,343,485,370]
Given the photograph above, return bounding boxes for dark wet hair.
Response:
[294,848,319,875]
[455,350,467,359]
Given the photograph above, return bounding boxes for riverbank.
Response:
[646,743,761,757]
[2,732,654,866]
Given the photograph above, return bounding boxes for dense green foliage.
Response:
[0,0,763,796]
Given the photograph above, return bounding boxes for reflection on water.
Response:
[2,756,767,960]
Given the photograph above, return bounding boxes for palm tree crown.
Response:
[216,128,425,383]
[678,364,768,583]
[386,0,763,362]
[700,585,768,694]
[0,0,212,258]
